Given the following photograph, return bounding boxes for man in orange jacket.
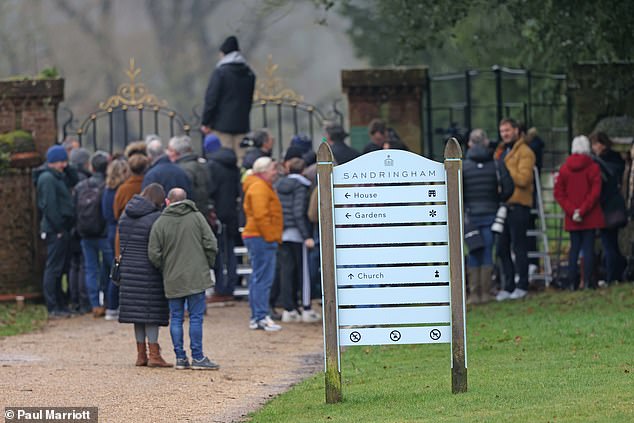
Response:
[242,156,283,331]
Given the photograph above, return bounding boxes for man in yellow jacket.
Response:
[494,118,536,301]
[242,156,284,331]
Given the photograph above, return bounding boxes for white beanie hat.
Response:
[571,135,590,155]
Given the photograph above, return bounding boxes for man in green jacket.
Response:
[148,188,218,370]
[35,145,76,319]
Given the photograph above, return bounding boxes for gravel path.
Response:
[0,301,323,422]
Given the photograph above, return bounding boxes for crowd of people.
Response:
[34,34,633,369]
[463,118,632,305]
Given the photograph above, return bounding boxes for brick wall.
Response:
[0,170,40,294]
[0,79,64,295]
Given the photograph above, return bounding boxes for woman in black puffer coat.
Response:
[117,183,171,367]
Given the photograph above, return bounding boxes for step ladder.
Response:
[231,245,251,297]
[527,166,553,286]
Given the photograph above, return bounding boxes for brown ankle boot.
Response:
[136,342,148,366]
[480,266,494,303]
[467,267,481,304]
[148,343,172,368]
[92,306,106,318]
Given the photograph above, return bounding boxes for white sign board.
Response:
[332,150,450,347]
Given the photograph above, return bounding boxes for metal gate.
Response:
[423,65,573,287]
[424,65,572,166]
[61,57,341,158]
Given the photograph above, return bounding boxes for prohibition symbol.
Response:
[350,331,362,343]
[389,330,401,342]
[430,329,442,340]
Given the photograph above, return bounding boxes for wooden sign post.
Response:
[444,138,468,393]
[317,143,342,404]
[318,138,467,404]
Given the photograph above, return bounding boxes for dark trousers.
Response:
[213,225,239,296]
[568,229,595,289]
[279,242,303,311]
[497,205,530,292]
[600,227,626,283]
[527,213,539,266]
[68,249,89,311]
[308,226,321,300]
[42,231,71,313]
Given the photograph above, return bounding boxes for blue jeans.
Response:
[80,237,114,308]
[244,237,278,321]
[467,214,495,267]
[569,230,595,289]
[168,292,206,360]
[105,223,119,309]
[213,227,238,296]
[42,231,71,312]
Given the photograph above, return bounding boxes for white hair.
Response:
[571,135,590,155]
[252,156,274,173]
[168,135,192,155]
[146,139,163,160]
[145,134,161,145]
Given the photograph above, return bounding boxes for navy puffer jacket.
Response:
[274,173,312,240]
[463,145,513,216]
[118,195,169,326]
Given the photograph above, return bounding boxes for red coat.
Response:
[554,154,604,231]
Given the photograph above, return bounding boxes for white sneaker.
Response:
[509,288,528,300]
[256,316,282,332]
[249,319,258,330]
[282,309,301,323]
[301,309,321,323]
[496,290,512,302]
[104,309,119,321]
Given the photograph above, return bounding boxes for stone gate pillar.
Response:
[0,79,65,156]
[341,67,428,155]
[0,78,64,297]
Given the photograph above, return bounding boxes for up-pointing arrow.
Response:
[345,192,350,199]
[348,273,354,279]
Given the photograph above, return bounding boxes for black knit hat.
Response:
[220,36,239,54]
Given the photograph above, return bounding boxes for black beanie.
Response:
[220,36,239,54]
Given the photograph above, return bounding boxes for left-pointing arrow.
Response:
[345,192,350,199]
[345,213,351,218]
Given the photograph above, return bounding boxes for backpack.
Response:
[75,178,106,237]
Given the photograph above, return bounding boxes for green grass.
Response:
[0,303,47,337]
[250,284,634,422]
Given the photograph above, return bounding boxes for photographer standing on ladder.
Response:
[494,118,536,301]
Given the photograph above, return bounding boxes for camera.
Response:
[239,135,257,148]
[240,130,268,149]
[491,205,507,234]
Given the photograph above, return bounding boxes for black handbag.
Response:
[109,226,134,287]
[109,256,122,286]
[603,194,627,229]
[464,219,485,252]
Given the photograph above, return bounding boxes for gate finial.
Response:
[253,55,304,102]
[99,58,168,110]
